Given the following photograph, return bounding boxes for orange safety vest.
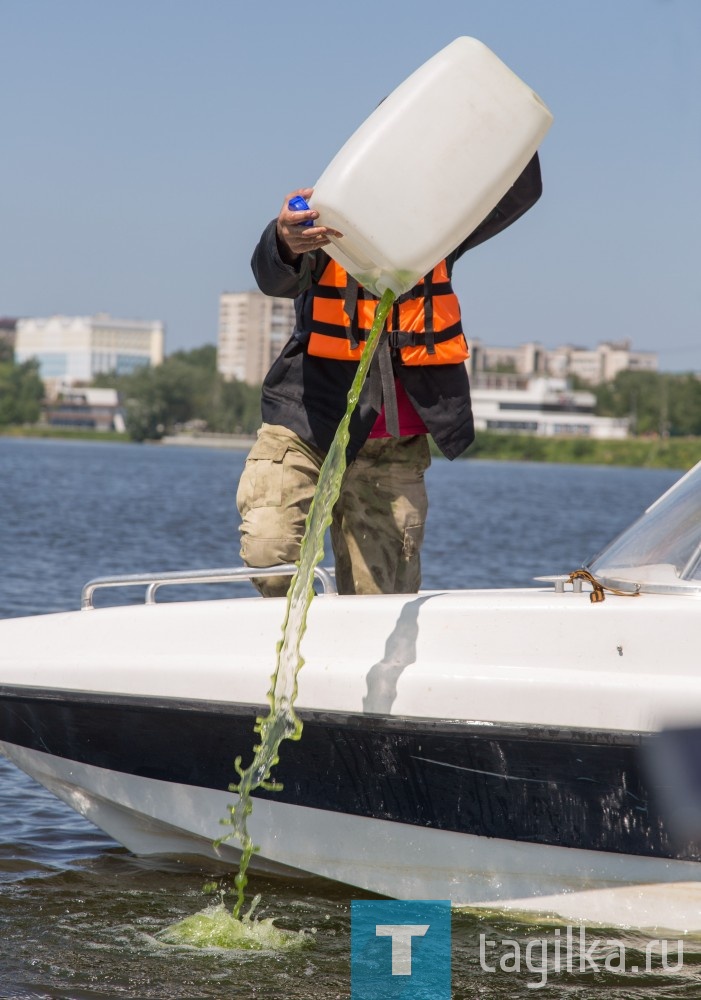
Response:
[307,259,470,366]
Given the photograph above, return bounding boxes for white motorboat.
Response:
[1,461,701,932]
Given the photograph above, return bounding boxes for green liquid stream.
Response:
[157,289,397,947]
[217,288,396,922]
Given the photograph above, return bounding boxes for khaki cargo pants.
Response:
[236,423,431,596]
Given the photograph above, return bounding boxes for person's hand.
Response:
[276,188,343,263]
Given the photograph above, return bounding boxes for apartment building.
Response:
[217,292,296,385]
[546,341,658,384]
[469,339,657,385]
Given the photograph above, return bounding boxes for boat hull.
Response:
[2,737,701,932]
[2,588,701,930]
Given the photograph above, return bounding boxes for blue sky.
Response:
[2,0,700,370]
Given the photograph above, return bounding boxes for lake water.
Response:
[0,437,697,999]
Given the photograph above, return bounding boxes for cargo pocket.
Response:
[236,439,289,512]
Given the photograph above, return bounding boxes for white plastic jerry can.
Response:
[310,37,553,297]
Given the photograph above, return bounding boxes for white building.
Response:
[471,376,629,439]
[44,386,126,433]
[15,313,164,393]
[468,340,548,377]
[546,340,658,385]
[217,292,296,385]
[469,339,657,386]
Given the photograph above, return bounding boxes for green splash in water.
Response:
[157,896,312,951]
[217,288,397,921]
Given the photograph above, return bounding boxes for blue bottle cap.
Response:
[288,196,313,227]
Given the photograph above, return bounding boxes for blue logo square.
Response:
[351,899,451,999]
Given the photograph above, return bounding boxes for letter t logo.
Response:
[375,924,429,975]
[351,900,451,999]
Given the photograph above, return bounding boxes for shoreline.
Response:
[1,426,699,470]
[0,427,256,450]
[457,431,701,471]
[160,432,256,450]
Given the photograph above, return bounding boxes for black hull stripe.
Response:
[0,686,690,863]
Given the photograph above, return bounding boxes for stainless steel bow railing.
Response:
[81,564,337,610]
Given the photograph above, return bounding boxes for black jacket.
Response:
[251,153,542,460]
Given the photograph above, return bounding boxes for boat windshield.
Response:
[587,461,701,595]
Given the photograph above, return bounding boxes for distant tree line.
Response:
[94,345,262,442]
[593,371,701,437]
[0,358,44,426]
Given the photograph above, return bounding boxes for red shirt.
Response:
[368,379,428,439]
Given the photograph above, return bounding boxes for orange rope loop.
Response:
[567,568,641,604]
